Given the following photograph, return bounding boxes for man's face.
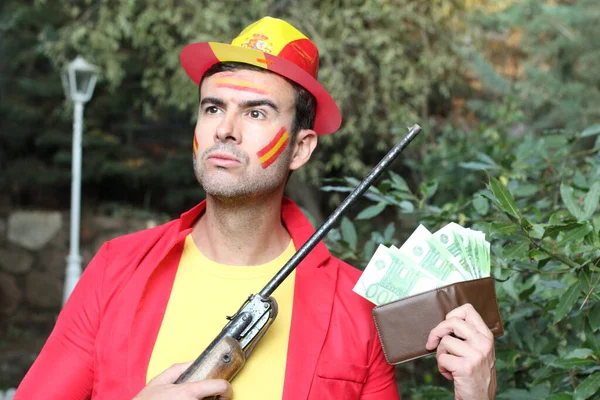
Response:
[193,69,297,200]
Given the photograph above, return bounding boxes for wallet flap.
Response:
[372,277,504,365]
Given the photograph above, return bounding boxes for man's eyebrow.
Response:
[240,99,279,113]
[199,97,280,113]
[200,97,226,107]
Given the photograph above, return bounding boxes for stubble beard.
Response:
[194,142,292,201]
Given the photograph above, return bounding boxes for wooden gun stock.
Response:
[179,337,245,382]
[179,337,245,400]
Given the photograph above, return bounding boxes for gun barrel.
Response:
[259,124,422,298]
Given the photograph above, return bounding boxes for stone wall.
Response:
[0,209,161,389]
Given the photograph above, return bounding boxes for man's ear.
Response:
[289,129,318,171]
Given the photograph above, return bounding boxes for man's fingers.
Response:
[437,353,460,381]
[446,303,491,337]
[186,379,233,400]
[436,334,474,359]
[426,317,479,350]
[426,303,494,350]
[136,371,233,400]
[147,362,193,386]
[436,338,457,381]
[437,337,477,379]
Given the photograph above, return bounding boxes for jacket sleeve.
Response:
[14,243,109,400]
[361,331,401,399]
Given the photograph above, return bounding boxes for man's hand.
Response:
[425,303,496,400]
[134,362,233,400]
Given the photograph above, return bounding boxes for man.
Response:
[16,17,496,399]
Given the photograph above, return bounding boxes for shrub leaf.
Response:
[556,223,593,247]
[489,177,521,218]
[560,183,585,220]
[574,372,600,400]
[582,181,600,220]
[581,123,600,138]
[473,195,490,215]
[554,282,581,323]
[356,203,386,220]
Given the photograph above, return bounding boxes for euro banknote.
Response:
[354,223,491,305]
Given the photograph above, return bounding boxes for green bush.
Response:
[325,123,600,399]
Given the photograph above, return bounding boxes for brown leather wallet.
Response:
[372,277,504,365]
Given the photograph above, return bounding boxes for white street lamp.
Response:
[61,56,99,305]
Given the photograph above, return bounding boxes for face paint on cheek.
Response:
[214,78,269,95]
[257,127,290,169]
[193,135,199,158]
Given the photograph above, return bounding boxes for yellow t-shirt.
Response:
[147,234,296,399]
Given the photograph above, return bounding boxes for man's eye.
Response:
[249,110,265,119]
[205,106,220,114]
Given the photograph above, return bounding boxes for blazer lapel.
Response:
[281,199,338,400]
[126,239,185,393]
[125,204,205,394]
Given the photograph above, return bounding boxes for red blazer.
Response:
[16,199,399,399]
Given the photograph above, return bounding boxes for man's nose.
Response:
[215,113,241,143]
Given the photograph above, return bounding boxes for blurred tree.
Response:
[1,0,470,213]
[0,0,69,206]
[465,0,600,131]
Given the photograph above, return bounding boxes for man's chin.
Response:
[198,175,240,194]
[198,171,287,201]
[203,184,245,198]
[203,184,283,203]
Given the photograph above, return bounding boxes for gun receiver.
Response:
[175,124,422,388]
[174,294,277,383]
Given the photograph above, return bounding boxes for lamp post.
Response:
[61,56,99,305]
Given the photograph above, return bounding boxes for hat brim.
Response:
[180,42,341,135]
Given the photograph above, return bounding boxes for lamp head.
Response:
[61,56,99,103]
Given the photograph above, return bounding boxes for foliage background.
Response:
[1,0,599,398]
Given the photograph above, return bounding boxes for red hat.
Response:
[180,17,341,135]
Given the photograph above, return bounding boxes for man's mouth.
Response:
[206,151,241,167]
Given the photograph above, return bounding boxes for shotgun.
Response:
[175,124,422,386]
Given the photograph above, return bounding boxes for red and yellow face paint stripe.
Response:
[257,127,289,168]
[214,78,269,95]
[193,135,199,158]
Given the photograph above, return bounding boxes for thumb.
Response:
[185,379,233,400]
[147,362,193,386]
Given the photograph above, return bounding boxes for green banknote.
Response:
[353,244,442,305]
[467,228,490,277]
[433,222,479,279]
[395,225,470,283]
[432,223,491,278]
[484,240,490,275]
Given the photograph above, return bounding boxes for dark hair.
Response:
[199,62,316,138]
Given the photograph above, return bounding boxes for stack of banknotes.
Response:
[353,222,491,306]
